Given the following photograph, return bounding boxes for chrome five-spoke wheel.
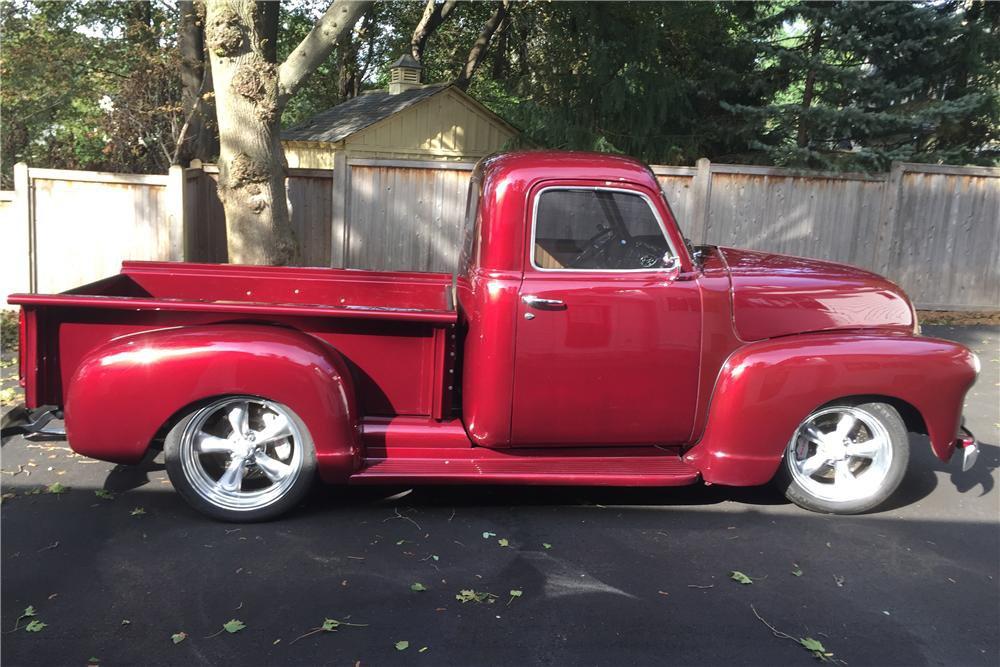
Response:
[779,402,909,514]
[165,396,315,521]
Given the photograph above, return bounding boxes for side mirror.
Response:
[662,254,681,280]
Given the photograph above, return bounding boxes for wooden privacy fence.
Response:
[1,158,997,310]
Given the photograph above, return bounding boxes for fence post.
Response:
[873,161,904,276]
[12,162,34,293]
[330,151,348,268]
[689,158,712,245]
[167,164,186,261]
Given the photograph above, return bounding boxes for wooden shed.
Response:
[282,55,520,168]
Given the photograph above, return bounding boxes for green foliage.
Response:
[0,1,184,186]
[1,311,19,355]
[724,1,1000,170]
[2,0,995,183]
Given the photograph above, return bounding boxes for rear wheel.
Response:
[164,396,315,522]
[777,402,908,514]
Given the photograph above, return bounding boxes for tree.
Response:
[724,1,1000,170]
[204,0,371,265]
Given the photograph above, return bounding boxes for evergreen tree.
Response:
[725,0,999,170]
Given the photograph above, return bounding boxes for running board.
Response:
[350,452,700,486]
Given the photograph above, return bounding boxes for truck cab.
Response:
[457,152,703,449]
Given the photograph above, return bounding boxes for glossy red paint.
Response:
[64,324,361,482]
[721,247,916,341]
[684,332,978,485]
[8,150,979,497]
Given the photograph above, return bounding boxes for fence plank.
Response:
[9,157,998,311]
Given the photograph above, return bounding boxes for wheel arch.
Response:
[64,324,361,482]
[683,332,976,486]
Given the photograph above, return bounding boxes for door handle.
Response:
[522,295,567,311]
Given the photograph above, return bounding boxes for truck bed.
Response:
[9,261,458,418]
[13,261,455,322]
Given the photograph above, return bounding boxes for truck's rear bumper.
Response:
[0,405,65,442]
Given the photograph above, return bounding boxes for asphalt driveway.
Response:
[2,324,998,667]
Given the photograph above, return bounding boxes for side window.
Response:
[533,189,673,271]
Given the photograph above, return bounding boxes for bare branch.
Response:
[277,0,373,106]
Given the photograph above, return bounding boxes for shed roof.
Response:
[283,83,449,144]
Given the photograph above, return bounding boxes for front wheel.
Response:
[777,402,909,514]
[164,396,316,522]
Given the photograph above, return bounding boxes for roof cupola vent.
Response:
[388,54,423,94]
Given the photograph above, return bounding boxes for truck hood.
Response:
[719,247,915,341]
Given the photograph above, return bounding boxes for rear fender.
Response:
[683,333,977,486]
[65,324,360,483]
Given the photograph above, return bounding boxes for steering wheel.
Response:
[568,226,616,268]
[569,226,665,270]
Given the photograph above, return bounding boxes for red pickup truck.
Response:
[5,151,980,521]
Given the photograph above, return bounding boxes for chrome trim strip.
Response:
[528,185,680,274]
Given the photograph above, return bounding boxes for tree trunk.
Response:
[410,0,457,64]
[206,0,297,265]
[206,0,371,265]
[797,24,823,149]
[177,0,218,165]
[455,1,509,90]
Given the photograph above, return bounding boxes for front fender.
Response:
[684,333,977,486]
[65,324,360,483]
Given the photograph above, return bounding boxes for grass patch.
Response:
[917,310,1000,326]
[1,310,17,355]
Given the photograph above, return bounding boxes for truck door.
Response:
[510,183,701,446]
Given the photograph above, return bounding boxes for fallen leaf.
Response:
[25,620,46,632]
[410,583,427,592]
[799,637,833,659]
[542,543,552,550]
[833,575,845,587]
[321,619,340,632]
[730,571,753,585]
[130,507,146,517]
[94,489,115,500]
[419,646,429,653]
[482,532,496,539]
[456,589,496,604]
[223,619,246,634]
[45,483,67,495]
[171,632,187,644]
[395,640,409,651]
[791,565,803,577]
[121,619,131,626]
[497,538,509,547]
